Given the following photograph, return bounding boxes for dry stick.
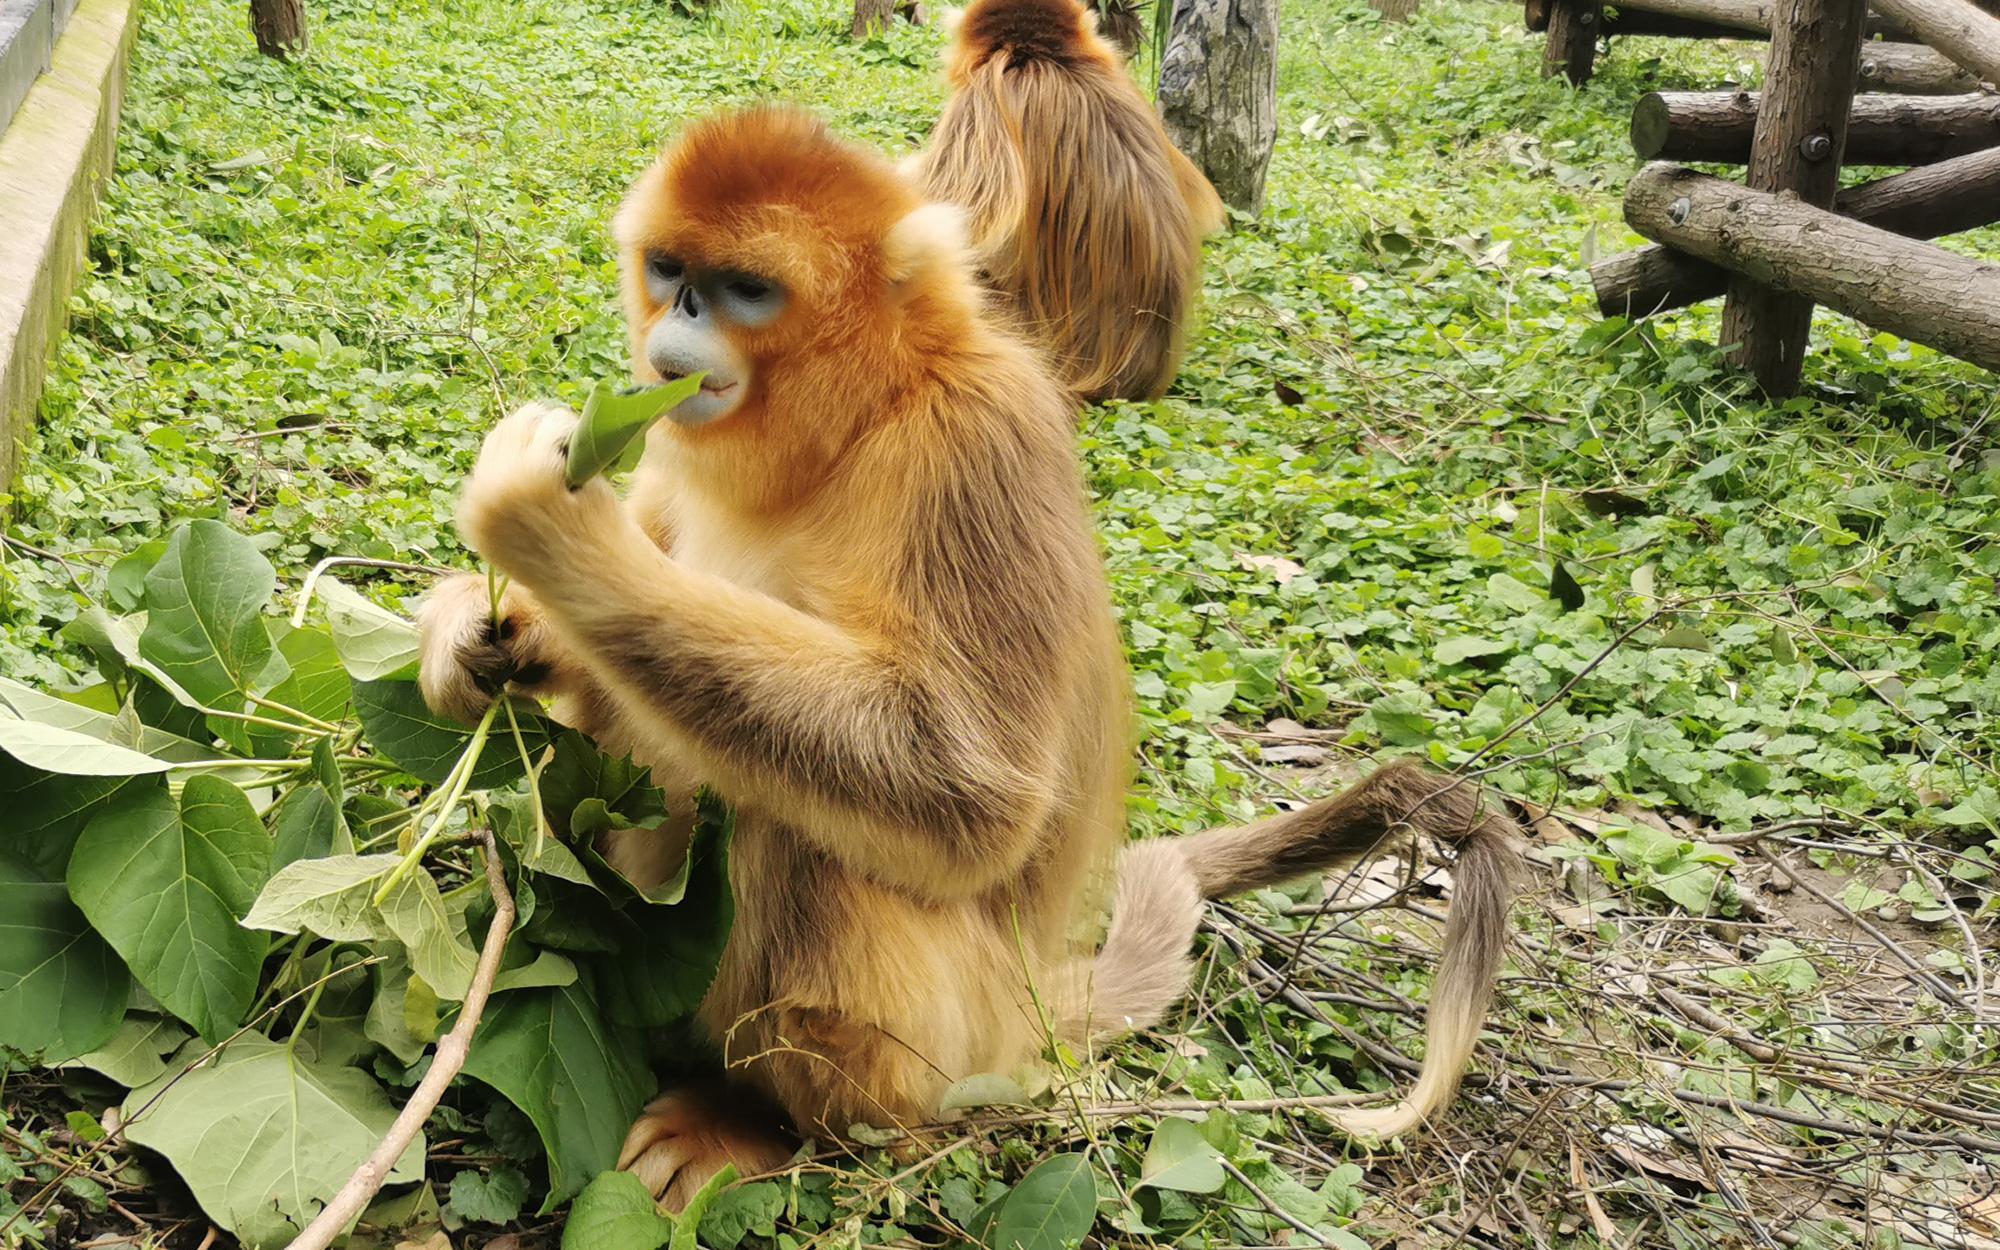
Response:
[1753,845,1983,1019]
[1216,1156,1334,1247]
[284,831,515,1250]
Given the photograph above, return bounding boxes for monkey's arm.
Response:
[456,404,1052,897]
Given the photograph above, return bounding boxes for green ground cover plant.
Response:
[2,0,1996,1246]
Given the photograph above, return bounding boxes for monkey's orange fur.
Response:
[911,0,1227,403]
[420,108,1518,1210]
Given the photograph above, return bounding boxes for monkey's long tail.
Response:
[1054,759,1519,1139]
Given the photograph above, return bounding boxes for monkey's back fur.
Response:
[915,0,1226,403]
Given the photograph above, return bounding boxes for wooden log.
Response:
[1631,91,2000,163]
[1593,143,2000,315]
[1868,0,2000,85]
[248,0,306,57]
[1857,38,1986,90]
[1627,164,2000,371]
[1719,0,1867,395]
[1545,0,1601,82]
[1594,0,1912,36]
[1159,0,1279,214]
[1603,7,1761,34]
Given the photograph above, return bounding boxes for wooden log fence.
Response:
[1630,90,2000,163]
[1591,143,2000,315]
[1624,164,2000,372]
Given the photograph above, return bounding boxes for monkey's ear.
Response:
[882,202,970,288]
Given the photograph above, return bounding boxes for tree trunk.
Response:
[249,0,307,58]
[1630,90,1999,164]
[1868,0,2000,84]
[852,0,926,39]
[1717,0,1867,395]
[1627,163,2000,371]
[1158,0,1280,215]
[1856,39,1984,91]
[1370,0,1420,20]
[1593,143,2000,315]
[1544,0,1600,83]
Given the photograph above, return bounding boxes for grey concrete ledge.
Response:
[0,0,138,493]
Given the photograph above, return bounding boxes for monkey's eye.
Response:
[725,277,773,303]
[647,255,684,283]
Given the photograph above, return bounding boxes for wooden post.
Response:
[1593,144,2000,315]
[1544,0,1601,83]
[1716,0,1867,393]
[1158,0,1280,214]
[249,0,307,57]
[1856,40,1984,92]
[1630,91,2000,164]
[1867,0,2000,84]
[1627,164,2000,370]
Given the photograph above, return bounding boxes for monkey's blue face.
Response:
[640,253,790,427]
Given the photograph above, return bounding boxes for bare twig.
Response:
[284,831,515,1250]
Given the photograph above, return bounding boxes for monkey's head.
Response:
[943,0,1118,83]
[613,109,975,446]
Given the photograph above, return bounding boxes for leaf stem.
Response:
[372,700,501,906]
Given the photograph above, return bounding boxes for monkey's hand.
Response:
[414,572,568,724]
[455,400,634,584]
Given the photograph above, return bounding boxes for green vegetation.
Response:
[3,0,1996,1246]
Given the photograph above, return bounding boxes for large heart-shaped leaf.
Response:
[69,779,272,1038]
[123,1032,424,1248]
[352,679,545,789]
[464,982,655,1207]
[1137,1116,1227,1194]
[60,1012,191,1087]
[139,520,290,710]
[591,805,733,1029]
[0,753,139,875]
[316,579,421,682]
[243,853,401,941]
[990,1153,1098,1250]
[0,675,218,767]
[0,851,129,1062]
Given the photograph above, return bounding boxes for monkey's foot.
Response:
[617,1088,797,1210]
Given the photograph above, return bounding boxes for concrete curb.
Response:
[0,0,138,493]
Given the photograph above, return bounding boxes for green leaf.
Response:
[107,540,169,613]
[698,1180,787,1250]
[1435,636,1510,666]
[69,779,271,1038]
[1655,624,1712,652]
[0,851,130,1062]
[447,1165,532,1225]
[267,625,353,727]
[123,1032,425,1249]
[671,1165,739,1250]
[243,853,401,941]
[139,520,289,710]
[0,753,139,874]
[0,674,218,767]
[1368,693,1434,746]
[363,952,431,1065]
[591,802,734,1028]
[990,1153,1097,1250]
[1138,1117,1226,1194]
[938,1072,1033,1112]
[1486,573,1543,612]
[564,376,708,488]
[562,1170,673,1250]
[0,711,176,776]
[316,579,421,682]
[60,1013,191,1087]
[1549,561,1585,612]
[353,679,543,788]
[271,779,353,869]
[465,983,657,1207]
